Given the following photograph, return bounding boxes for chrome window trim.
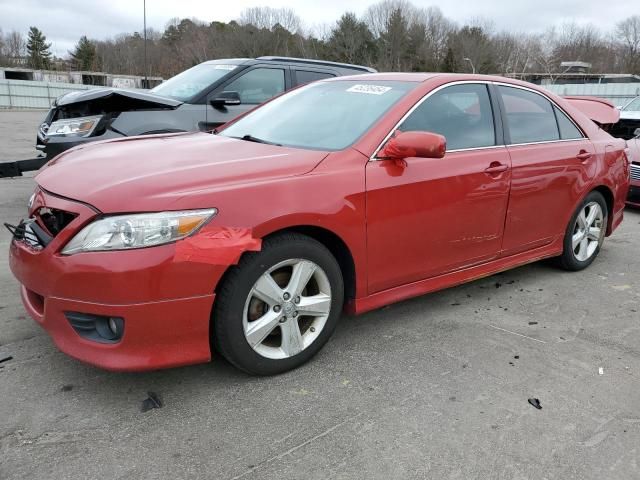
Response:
[370,80,587,161]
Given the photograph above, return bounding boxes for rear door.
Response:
[205,65,289,129]
[365,82,512,293]
[497,85,596,256]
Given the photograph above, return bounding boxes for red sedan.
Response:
[8,74,630,375]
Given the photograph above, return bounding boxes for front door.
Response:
[205,66,288,130]
[365,83,511,293]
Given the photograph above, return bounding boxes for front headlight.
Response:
[46,115,102,138]
[61,209,217,255]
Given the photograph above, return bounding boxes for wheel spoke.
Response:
[587,226,601,242]
[245,310,284,347]
[578,237,589,260]
[280,320,303,356]
[572,231,583,250]
[253,273,284,306]
[577,210,587,229]
[585,205,600,227]
[297,293,332,317]
[287,260,316,297]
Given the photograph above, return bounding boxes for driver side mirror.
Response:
[210,91,241,107]
[379,131,446,160]
[634,127,640,138]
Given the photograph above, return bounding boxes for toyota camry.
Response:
[7,73,630,375]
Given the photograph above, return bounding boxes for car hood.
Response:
[55,87,182,109]
[36,133,329,212]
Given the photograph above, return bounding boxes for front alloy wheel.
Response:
[213,233,344,375]
[244,259,332,359]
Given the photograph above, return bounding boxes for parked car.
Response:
[8,73,630,375]
[627,127,640,207]
[612,96,640,139]
[0,57,375,177]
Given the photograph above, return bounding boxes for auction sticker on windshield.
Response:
[346,84,392,95]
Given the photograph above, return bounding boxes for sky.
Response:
[0,0,631,57]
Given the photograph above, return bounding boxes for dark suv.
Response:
[4,57,375,176]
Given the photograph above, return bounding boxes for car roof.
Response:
[324,72,553,85]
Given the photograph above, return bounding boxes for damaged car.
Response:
[0,57,374,177]
[7,74,630,375]
[612,96,640,140]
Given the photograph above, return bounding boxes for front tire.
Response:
[213,233,344,375]
[557,191,608,271]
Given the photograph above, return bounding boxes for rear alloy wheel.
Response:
[213,233,343,375]
[558,191,608,271]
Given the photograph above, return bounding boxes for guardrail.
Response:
[0,79,97,109]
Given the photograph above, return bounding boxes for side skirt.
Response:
[348,238,563,315]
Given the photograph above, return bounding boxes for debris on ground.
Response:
[529,321,538,325]
[528,398,542,410]
[61,385,73,392]
[514,355,520,359]
[0,355,13,364]
[599,367,604,375]
[141,392,163,412]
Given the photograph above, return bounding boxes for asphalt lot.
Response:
[1,110,640,479]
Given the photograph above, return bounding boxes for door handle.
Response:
[484,162,509,174]
[576,151,592,161]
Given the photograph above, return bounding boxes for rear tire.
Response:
[557,191,607,271]
[213,233,344,375]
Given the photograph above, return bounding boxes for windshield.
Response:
[623,97,640,112]
[150,63,239,101]
[220,80,416,150]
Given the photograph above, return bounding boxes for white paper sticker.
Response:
[213,65,238,71]
[346,84,392,95]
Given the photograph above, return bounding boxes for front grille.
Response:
[34,207,76,237]
[629,185,640,204]
[631,163,640,182]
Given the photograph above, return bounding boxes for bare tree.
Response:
[616,16,640,74]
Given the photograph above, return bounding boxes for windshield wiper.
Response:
[238,134,281,146]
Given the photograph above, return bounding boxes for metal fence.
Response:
[0,79,96,109]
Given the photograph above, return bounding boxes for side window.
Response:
[223,68,285,104]
[498,86,560,144]
[294,70,335,85]
[398,83,496,150]
[554,106,583,140]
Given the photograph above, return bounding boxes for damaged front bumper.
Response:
[7,190,237,371]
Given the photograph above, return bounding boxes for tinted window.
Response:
[554,106,583,140]
[399,84,496,150]
[224,68,285,104]
[499,86,559,144]
[295,70,335,85]
[221,81,415,151]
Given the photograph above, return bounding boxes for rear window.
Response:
[554,106,583,140]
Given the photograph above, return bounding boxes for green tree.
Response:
[70,36,96,71]
[440,46,458,72]
[327,13,376,66]
[26,26,52,69]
